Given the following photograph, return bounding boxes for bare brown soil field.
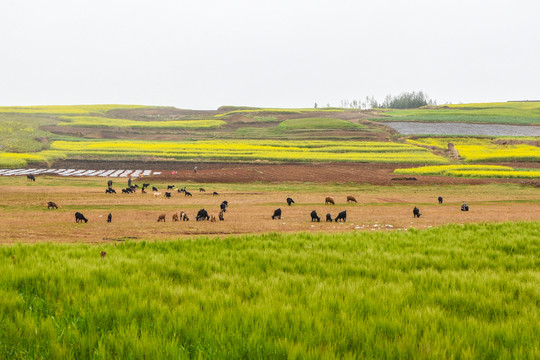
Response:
[51,160,540,186]
[1,176,538,244]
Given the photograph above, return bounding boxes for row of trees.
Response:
[315,91,436,110]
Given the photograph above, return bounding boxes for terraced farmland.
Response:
[48,139,448,164]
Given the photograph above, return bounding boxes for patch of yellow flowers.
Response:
[408,138,540,162]
[394,165,540,179]
[50,139,448,164]
[0,151,66,168]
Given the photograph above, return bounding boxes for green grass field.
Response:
[0,114,57,152]
[215,108,344,118]
[1,222,538,359]
[277,118,362,130]
[58,116,225,129]
[0,105,150,115]
[376,102,540,125]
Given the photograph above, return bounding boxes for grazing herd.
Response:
[37,177,470,226]
[304,209,346,223]
[277,196,351,223]
[271,195,469,223]
[41,179,228,225]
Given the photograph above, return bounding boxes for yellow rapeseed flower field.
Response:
[407,138,540,162]
[0,151,66,168]
[394,165,540,179]
[49,139,448,164]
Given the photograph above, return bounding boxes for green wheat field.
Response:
[1,222,539,359]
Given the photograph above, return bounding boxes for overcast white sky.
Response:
[1,0,539,109]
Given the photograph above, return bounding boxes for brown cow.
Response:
[219,211,224,221]
[210,214,216,222]
[47,201,58,209]
[157,214,166,222]
[172,212,179,222]
[100,251,106,259]
[325,196,335,205]
[346,196,357,203]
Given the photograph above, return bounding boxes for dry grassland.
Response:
[1,177,538,243]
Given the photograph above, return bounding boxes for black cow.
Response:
[167,185,175,190]
[27,174,35,181]
[165,192,172,198]
[200,188,206,192]
[220,201,229,212]
[107,180,113,188]
[178,187,186,193]
[142,183,150,190]
[196,209,210,221]
[286,197,295,206]
[311,210,320,222]
[461,203,469,211]
[413,207,421,218]
[326,213,332,222]
[105,188,116,194]
[152,186,158,192]
[438,196,443,204]
[213,191,219,196]
[185,191,192,197]
[107,213,112,223]
[272,208,282,219]
[75,212,88,223]
[335,210,347,222]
